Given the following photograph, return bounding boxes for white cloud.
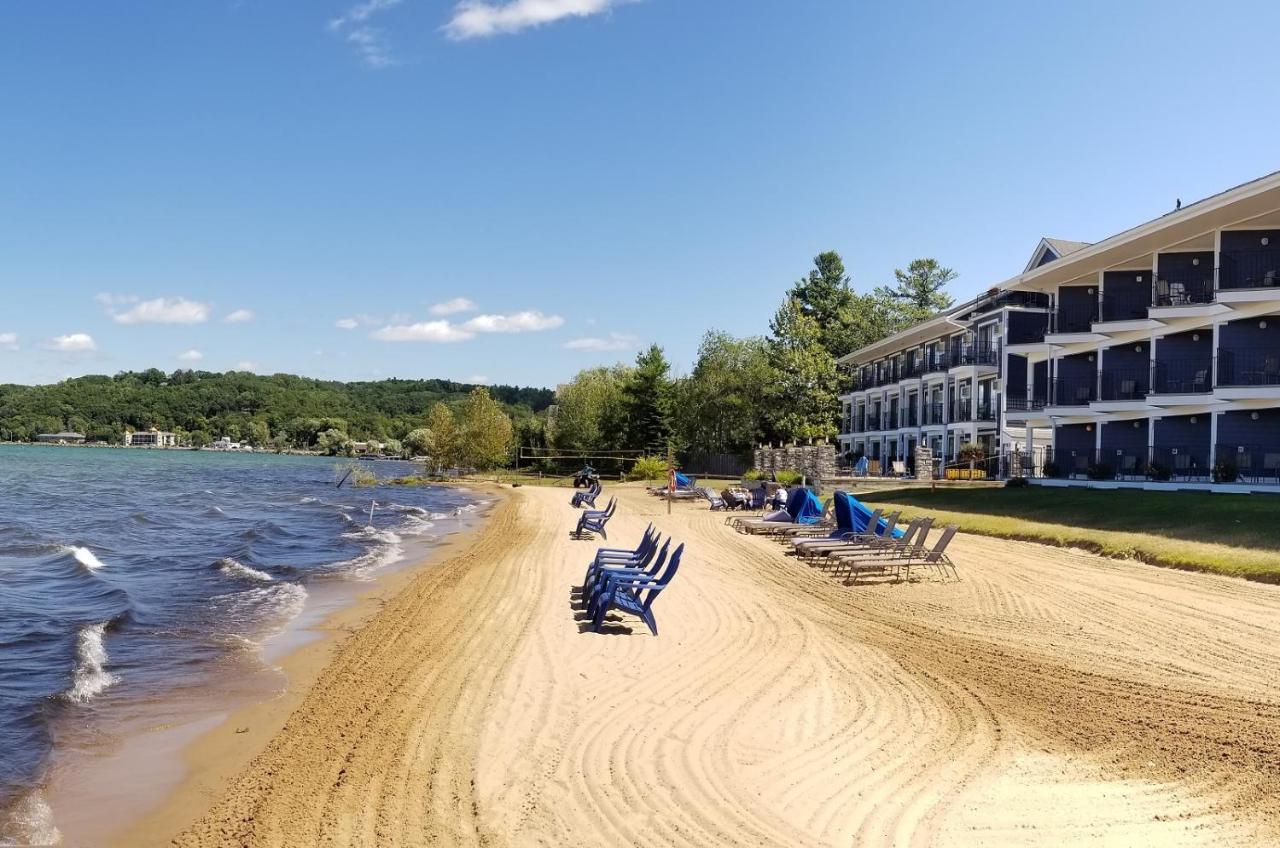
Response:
[0,332,17,351]
[44,333,97,352]
[462,310,564,333]
[336,314,379,330]
[329,0,402,67]
[223,308,255,323]
[371,320,475,343]
[106,296,211,325]
[429,297,478,316]
[235,361,259,372]
[178,349,204,362]
[335,318,360,330]
[444,0,634,40]
[468,375,491,384]
[563,332,636,352]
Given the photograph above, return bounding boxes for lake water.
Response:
[0,446,483,846]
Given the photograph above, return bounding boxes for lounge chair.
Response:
[794,511,899,560]
[825,517,932,577]
[582,537,669,598]
[589,544,684,636]
[571,480,602,508]
[898,525,960,582]
[736,490,829,535]
[702,487,728,511]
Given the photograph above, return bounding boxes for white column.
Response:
[1210,411,1219,476]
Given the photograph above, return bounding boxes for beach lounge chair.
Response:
[825,517,931,576]
[703,487,728,511]
[892,460,907,477]
[794,510,899,560]
[589,544,684,636]
[897,524,960,582]
[737,490,828,535]
[571,480,602,508]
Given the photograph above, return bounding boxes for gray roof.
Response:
[1042,238,1091,257]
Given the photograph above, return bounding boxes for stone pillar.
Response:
[915,445,934,482]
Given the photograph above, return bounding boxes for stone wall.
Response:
[915,446,934,482]
[753,443,838,482]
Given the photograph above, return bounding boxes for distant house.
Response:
[36,432,86,444]
[210,436,241,451]
[125,428,179,448]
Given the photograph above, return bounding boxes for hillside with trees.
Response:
[0,370,552,450]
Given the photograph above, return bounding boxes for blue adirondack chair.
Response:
[589,524,655,566]
[583,538,669,599]
[582,528,660,587]
[590,544,684,636]
[571,480,602,508]
[572,498,616,539]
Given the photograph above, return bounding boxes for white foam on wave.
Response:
[0,789,61,847]
[64,545,104,571]
[217,557,273,583]
[213,582,308,637]
[64,622,118,704]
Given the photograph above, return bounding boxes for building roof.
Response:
[1024,237,1092,272]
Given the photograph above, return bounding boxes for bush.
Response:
[1213,461,1238,484]
[1086,462,1115,481]
[774,469,804,487]
[627,456,668,482]
[1041,461,1061,479]
[742,468,765,481]
[1005,476,1030,488]
[1147,462,1172,482]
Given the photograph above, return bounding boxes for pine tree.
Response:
[622,344,673,453]
[876,258,957,328]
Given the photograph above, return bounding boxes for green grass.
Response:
[862,486,1280,583]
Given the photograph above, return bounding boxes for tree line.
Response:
[535,251,956,467]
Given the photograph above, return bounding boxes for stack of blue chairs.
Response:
[577,525,684,635]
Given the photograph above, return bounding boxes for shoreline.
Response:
[96,485,506,848]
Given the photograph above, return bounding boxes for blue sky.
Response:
[2,0,1279,388]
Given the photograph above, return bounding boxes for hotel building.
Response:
[837,171,1280,489]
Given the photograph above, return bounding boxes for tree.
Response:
[547,366,629,456]
[875,258,957,328]
[768,297,840,442]
[671,331,777,456]
[247,419,270,447]
[403,428,432,457]
[425,403,459,471]
[316,428,353,456]
[785,251,861,359]
[456,388,513,471]
[622,344,672,453]
[382,437,403,458]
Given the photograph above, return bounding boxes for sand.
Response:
[142,484,1280,847]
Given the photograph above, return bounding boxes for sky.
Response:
[2,0,1279,389]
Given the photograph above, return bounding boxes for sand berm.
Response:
[157,484,1280,846]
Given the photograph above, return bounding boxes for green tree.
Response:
[671,331,777,456]
[547,366,629,456]
[456,388,513,471]
[425,403,459,471]
[875,258,957,328]
[382,437,403,458]
[403,428,432,457]
[621,344,672,453]
[768,297,840,442]
[247,419,271,447]
[316,428,353,456]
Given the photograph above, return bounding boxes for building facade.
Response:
[125,429,179,448]
[838,171,1280,489]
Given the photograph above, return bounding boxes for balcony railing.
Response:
[922,351,948,373]
[1006,396,1047,412]
[923,402,944,425]
[1219,250,1280,291]
[974,401,996,421]
[1154,268,1215,306]
[1099,289,1150,322]
[1041,447,1209,482]
[1149,446,1211,481]
[902,407,918,427]
[1216,349,1280,387]
[1215,444,1280,483]
[955,399,972,421]
[1149,358,1213,395]
[1098,367,1150,401]
[1050,301,1098,334]
[1051,378,1096,406]
[951,342,1000,367]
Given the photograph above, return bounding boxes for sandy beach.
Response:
[130,483,1280,847]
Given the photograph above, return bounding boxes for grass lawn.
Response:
[861,486,1280,584]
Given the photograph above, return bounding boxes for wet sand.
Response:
[138,484,1280,846]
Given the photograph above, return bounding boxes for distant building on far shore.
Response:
[125,428,179,448]
[36,431,86,444]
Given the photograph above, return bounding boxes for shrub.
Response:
[1041,461,1061,478]
[742,468,765,481]
[1147,462,1172,482]
[1086,462,1115,481]
[1005,476,1030,488]
[627,456,668,482]
[774,469,804,487]
[1213,461,1238,484]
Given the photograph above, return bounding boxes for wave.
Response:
[216,557,273,583]
[63,545,105,571]
[0,789,61,847]
[211,582,308,633]
[63,621,118,704]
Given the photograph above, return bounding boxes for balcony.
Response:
[1041,447,1209,482]
[1006,397,1047,412]
[1051,378,1096,407]
[1217,349,1280,387]
[923,402,944,425]
[902,407,918,428]
[951,342,1000,367]
[1098,367,1150,401]
[955,399,972,421]
[1099,290,1150,323]
[1154,268,1215,306]
[1050,302,1098,335]
[1149,358,1213,395]
[974,401,996,421]
[1215,444,1280,483]
[900,360,923,380]
[1219,250,1280,291]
